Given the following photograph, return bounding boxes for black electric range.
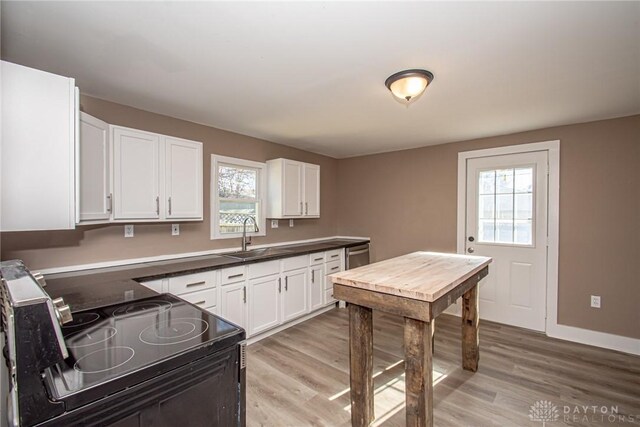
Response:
[46,294,244,411]
[0,260,246,427]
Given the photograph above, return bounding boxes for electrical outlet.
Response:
[289,219,294,227]
[172,224,180,236]
[591,295,601,308]
[271,219,279,229]
[124,224,134,238]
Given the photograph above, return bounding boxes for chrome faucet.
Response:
[241,217,259,251]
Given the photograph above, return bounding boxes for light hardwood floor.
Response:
[246,308,640,426]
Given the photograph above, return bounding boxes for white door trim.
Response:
[457,141,640,355]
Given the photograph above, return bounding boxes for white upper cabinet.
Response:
[165,136,203,219]
[1,61,78,231]
[78,113,111,222]
[283,160,303,216]
[303,163,320,217]
[112,127,161,220]
[266,158,320,219]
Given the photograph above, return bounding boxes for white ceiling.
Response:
[2,2,639,158]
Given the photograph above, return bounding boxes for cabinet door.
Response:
[79,113,111,221]
[220,283,247,329]
[282,268,308,322]
[282,160,303,216]
[113,127,160,219]
[248,274,281,336]
[1,61,76,231]
[309,265,324,312]
[303,164,320,217]
[165,137,203,219]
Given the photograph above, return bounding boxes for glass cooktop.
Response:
[46,294,243,404]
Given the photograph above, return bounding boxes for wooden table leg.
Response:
[404,317,433,427]
[349,304,374,426]
[461,284,479,372]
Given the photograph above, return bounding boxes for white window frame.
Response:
[210,155,267,240]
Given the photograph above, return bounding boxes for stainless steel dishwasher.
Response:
[346,243,370,269]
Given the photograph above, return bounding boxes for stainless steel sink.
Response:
[221,247,294,261]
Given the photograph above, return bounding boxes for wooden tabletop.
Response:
[330,251,492,302]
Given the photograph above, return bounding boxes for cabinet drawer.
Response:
[248,260,280,279]
[325,289,336,304]
[221,265,246,285]
[309,252,325,265]
[180,287,217,309]
[168,271,215,295]
[325,261,342,290]
[325,249,342,262]
[282,255,308,272]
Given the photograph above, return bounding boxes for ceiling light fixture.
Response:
[385,69,434,106]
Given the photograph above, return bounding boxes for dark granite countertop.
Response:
[44,238,368,312]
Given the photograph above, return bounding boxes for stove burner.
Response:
[73,346,135,374]
[139,318,209,346]
[63,312,100,329]
[67,327,117,349]
[112,300,172,318]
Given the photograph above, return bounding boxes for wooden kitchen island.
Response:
[330,252,492,427]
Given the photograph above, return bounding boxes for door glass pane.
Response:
[479,171,495,194]
[496,194,513,220]
[495,169,514,194]
[477,166,534,246]
[479,195,495,219]
[496,220,514,243]
[515,193,533,220]
[478,220,495,242]
[218,165,257,199]
[514,220,533,244]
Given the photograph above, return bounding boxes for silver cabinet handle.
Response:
[155,196,160,215]
[314,257,323,262]
[243,286,247,303]
[312,270,315,282]
[186,281,206,288]
[278,277,282,293]
[331,266,339,271]
[168,196,172,215]
[107,193,113,213]
[228,273,244,279]
[299,202,303,214]
[285,276,288,291]
[305,202,308,215]
[467,247,475,253]
[193,300,206,306]
[330,254,339,258]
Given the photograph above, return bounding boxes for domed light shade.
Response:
[385,69,434,105]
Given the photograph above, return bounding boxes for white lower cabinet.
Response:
[139,247,348,341]
[220,282,247,329]
[248,274,281,336]
[282,268,308,322]
[309,264,324,311]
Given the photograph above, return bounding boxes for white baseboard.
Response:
[546,323,640,356]
[442,303,639,356]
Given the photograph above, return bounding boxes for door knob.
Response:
[467,247,475,254]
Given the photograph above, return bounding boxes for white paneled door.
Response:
[465,151,548,331]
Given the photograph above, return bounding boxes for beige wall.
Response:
[336,114,640,339]
[0,95,339,268]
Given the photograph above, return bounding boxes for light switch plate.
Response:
[271,219,279,229]
[289,219,294,227]
[590,295,601,308]
[172,224,180,236]
[124,224,134,238]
